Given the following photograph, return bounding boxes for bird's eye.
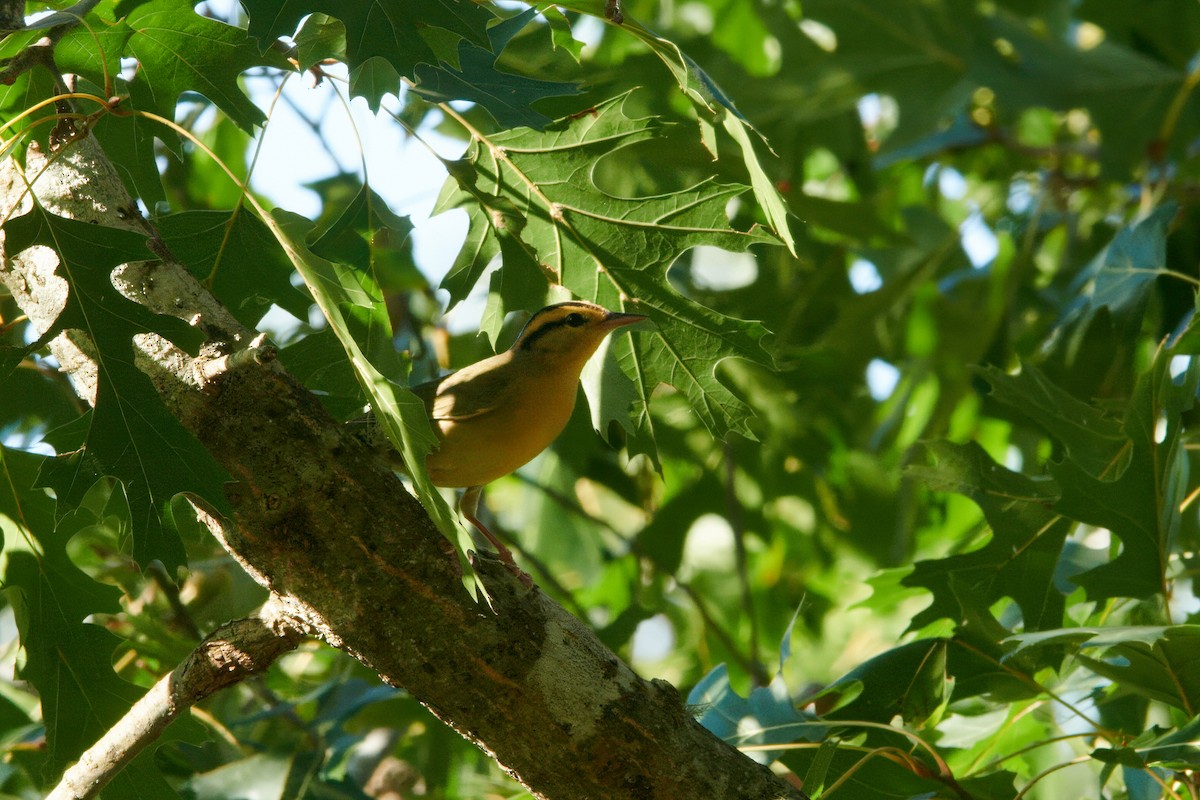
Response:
[564,313,586,327]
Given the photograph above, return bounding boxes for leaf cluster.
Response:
[0,0,1198,798]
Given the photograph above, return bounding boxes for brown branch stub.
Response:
[46,607,302,800]
[176,604,303,698]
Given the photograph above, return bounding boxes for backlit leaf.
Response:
[118,0,287,132]
[411,9,579,129]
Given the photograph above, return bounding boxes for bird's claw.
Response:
[495,547,535,589]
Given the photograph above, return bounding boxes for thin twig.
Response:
[723,442,762,681]
[146,561,204,641]
[47,600,303,800]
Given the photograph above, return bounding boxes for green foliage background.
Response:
[0,0,1199,797]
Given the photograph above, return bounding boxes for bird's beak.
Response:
[600,310,649,331]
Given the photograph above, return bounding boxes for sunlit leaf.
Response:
[117,0,288,132]
[264,210,456,536]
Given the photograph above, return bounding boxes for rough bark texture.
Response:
[0,0,23,32]
[0,134,807,800]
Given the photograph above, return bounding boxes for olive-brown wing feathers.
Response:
[414,354,509,422]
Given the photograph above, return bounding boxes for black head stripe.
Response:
[516,303,600,351]
[519,315,572,350]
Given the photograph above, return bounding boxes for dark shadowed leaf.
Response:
[3,207,229,571]
[412,9,579,129]
[240,0,493,81]
[905,441,1071,631]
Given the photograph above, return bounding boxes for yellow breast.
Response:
[424,366,580,489]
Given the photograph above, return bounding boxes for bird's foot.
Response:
[468,547,536,592]
[493,544,535,589]
[461,486,534,589]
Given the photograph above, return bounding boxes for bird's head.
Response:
[510,301,647,366]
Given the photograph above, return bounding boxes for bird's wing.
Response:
[414,354,510,422]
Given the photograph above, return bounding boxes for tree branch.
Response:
[46,602,302,800]
[0,132,809,800]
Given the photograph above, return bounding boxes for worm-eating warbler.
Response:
[363,301,646,562]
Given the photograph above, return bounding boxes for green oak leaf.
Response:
[606,14,796,255]
[1092,715,1200,770]
[435,92,779,443]
[89,79,167,207]
[0,447,202,796]
[1008,626,1200,714]
[1053,338,1198,601]
[264,209,457,537]
[978,362,1129,479]
[52,3,161,204]
[3,206,229,572]
[115,0,288,133]
[279,328,364,419]
[905,441,1072,632]
[823,639,949,726]
[0,367,79,435]
[293,13,346,71]
[411,8,579,129]
[539,5,583,63]
[54,0,132,91]
[157,210,310,328]
[279,183,424,418]
[239,0,493,80]
[347,57,402,110]
[1061,204,1177,340]
[307,181,422,298]
[0,29,60,147]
